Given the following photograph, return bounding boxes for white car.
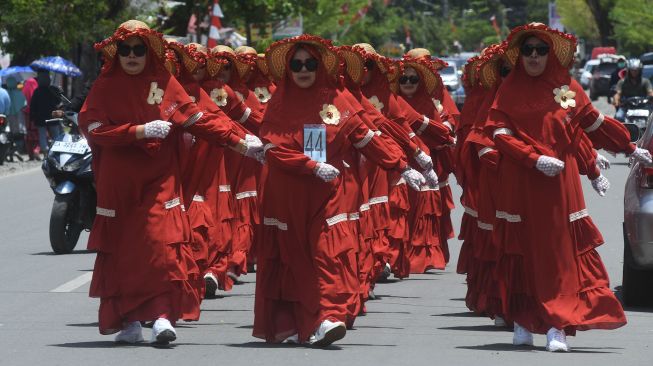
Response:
[439,63,460,92]
[579,59,599,89]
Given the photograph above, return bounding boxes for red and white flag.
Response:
[208,0,224,48]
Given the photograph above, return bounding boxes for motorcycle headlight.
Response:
[63,158,86,172]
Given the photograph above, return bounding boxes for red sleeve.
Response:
[221,86,264,134]
[574,134,600,179]
[577,106,635,154]
[485,108,540,168]
[171,103,243,147]
[85,123,140,147]
[412,114,455,148]
[348,116,407,172]
[441,89,460,125]
[264,144,317,176]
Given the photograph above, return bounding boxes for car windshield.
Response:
[643,66,653,82]
[442,66,455,75]
[597,62,618,75]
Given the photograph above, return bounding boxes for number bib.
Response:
[303,124,327,163]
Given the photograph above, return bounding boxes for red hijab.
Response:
[398,56,445,122]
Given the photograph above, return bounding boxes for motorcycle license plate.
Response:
[626,109,649,117]
[50,141,87,154]
[303,124,327,163]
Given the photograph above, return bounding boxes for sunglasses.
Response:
[364,59,375,70]
[520,43,550,57]
[289,58,319,72]
[399,75,420,85]
[117,43,147,57]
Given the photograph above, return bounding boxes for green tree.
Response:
[556,0,599,43]
[611,0,653,56]
[584,0,616,46]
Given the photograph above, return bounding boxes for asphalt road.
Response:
[0,98,651,366]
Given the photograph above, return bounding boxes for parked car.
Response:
[643,65,653,83]
[640,52,653,66]
[579,59,599,89]
[589,61,619,100]
[623,113,653,306]
[439,63,460,92]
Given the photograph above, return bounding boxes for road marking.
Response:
[50,272,93,293]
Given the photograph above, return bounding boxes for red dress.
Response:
[80,28,244,334]
[485,33,626,335]
[253,42,407,343]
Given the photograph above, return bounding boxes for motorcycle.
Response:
[616,96,653,142]
[42,86,95,254]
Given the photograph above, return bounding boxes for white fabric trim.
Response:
[395,177,406,186]
[443,121,453,131]
[219,185,231,192]
[368,196,389,205]
[164,197,181,209]
[87,121,102,133]
[359,203,370,212]
[326,213,349,226]
[477,221,493,231]
[478,147,496,158]
[569,209,589,222]
[408,132,416,139]
[192,195,205,202]
[353,129,375,149]
[493,128,513,139]
[464,206,478,218]
[584,113,604,133]
[496,210,522,223]
[183,112,203,128]
[263,143,276,154]
[416,115,429,135]
[239,108,251,124]
[437,179,449,188]
[263,217,288,231]
[349,212,360,221]
[374,130,382,136]
[236,191,258,200]
[420,185,439,192]
[96,207,115,218]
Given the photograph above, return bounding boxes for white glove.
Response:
[596,153,611,170]
[143,120,172,139]
[401,167,426,191]
[423,168,439,187]
[314,163,340,182]
[631,147,653,164]
[243,134,263,158]
[254,150,266,164]
[535,155,565,177]
[591,174,610,197]
[414,150,433,171]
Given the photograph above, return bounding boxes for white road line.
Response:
[50,272,93,293]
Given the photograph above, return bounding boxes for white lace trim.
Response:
[477,221,493,230]
[368,196,389,205]
[349,212,360,221]
[87,121,102,133]
[478,147,495,158]
[239,108,251,124]
[496,210,522,223]
[464,206,478,218]
[353,129,375,149]
[96,207,115,217]
[359,203,370,212]
[235,191,258,200]
[443,121,453,131]
[569,209,589,222]
[326,213,349,226]
[416,115,429,135]
[219,185,231,192]
[263,217,287,231]
[493,128,514,139]
[264,143,276,154]
[420,184,439,191]
[408,132,416,139]
[584,113,604,133]
[183,112,203,128]
[164,197,181,209]
[192,195,205,202]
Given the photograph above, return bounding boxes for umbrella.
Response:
[30,56,82,77]
[0,66,36,82]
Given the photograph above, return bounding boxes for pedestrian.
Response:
[79,19,262,345]
[5,76,27,153]
[252,35,424,346]
[485,23,629,352]
[29,70,62,154]
[21,77,40,160]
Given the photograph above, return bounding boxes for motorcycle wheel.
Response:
[49,194,83,254]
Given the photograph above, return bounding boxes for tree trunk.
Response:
[585,0,616,46]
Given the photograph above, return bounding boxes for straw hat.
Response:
[265,35,340,81]
[478,42,508,89]
[353,43,397,84]
[401,57,441,95]
[235,46,258,55]
[504,22,576,69]
[337,46,365,84]
[165,39,207,74]
[256,53,270,77]
[95,20,165,61]
[208,45,251,78]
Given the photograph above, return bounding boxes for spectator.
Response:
[29,70,62,154]
[5,76,27,153]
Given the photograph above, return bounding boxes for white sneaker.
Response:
[150,318,177,345]
[284,334,299,344]
[309,319,346,347]
[546,327,569,352]
[512,322,534,346]
[383,263,392,277]
[204,273,218,298]
[494,316,507,327]
[114,321,144,343]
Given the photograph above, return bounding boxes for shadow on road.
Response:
[432,311,480,318]
[353,325,405,330]
[31,249,95,256]
[439,325,510,332]
[457,343,622,353]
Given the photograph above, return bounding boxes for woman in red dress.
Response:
[252,35,424,346]
[79,20,261,345]
[485,23,628,351]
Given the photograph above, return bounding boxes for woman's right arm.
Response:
[485,108,541,168]
[264,143,318,176]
